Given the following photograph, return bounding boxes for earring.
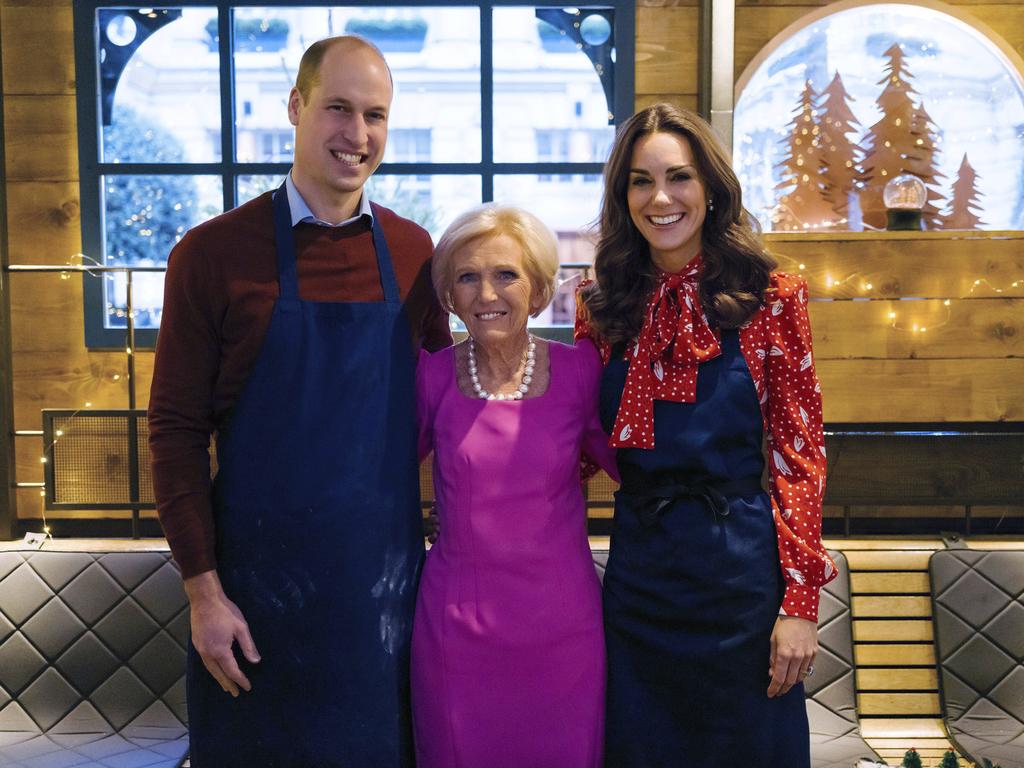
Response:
[707,198,714,211]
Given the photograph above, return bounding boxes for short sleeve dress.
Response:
[410,340,617,768]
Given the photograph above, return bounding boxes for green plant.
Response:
[938,750,961,768]
[901,748,923,768]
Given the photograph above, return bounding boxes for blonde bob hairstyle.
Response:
[432,204,560,318]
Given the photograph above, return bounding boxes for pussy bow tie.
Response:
[610,258,721,449]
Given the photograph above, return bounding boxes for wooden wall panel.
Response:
[767,233,1024,300]
[809,298,1024,360]
[5,182,83,264]
[818,358,1024,422]
[11,350,153,429]
[635,5,699,97]
[3,96,78,181]
[0,5,75,95]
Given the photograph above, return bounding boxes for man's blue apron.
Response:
[186,184,423,767]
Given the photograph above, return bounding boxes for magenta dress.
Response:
[411,340,616,768]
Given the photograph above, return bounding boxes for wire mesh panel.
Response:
[42,409,154,510]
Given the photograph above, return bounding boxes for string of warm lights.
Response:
[785,262,1024,337]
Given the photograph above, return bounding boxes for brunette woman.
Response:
[575,103,836,766]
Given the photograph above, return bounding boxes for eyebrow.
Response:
[629,164,697,175]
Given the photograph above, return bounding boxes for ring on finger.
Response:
[803,664,815,677]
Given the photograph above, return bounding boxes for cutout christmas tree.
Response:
[859,43,945,229]
[942,153,985,229]
[816,71,865,223]
[772,80,835,231]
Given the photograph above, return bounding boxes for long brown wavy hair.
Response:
[583,103,777,346]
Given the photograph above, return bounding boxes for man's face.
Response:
[288,43,393,206]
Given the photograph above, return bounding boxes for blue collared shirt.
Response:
[285,172,373,228]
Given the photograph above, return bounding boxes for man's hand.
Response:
[767,615,817,698]
[184,571,260,697]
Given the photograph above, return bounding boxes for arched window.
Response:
[733,1,1024,233]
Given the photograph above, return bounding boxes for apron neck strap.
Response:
[272,182,300,300]
[368,202,400,305]
[271,184,401,305]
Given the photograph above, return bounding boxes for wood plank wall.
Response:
[3,0,1023,527]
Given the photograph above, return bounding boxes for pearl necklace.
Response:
[468,335,536,400]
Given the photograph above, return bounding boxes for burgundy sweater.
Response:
[148,192,451,578]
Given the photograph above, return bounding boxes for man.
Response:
[149,36,450,767]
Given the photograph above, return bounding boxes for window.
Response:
[733,2,1024,233]
[74,3,634,346]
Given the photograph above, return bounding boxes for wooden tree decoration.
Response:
[901,747,923,768]
[942,153,985,229]
[860,44,944,229]
[906,101,946,228]
[773,80,835,231]
[817,71,864,222]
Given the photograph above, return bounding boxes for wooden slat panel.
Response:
[824,538,944,550]
[15,433,44,484]
[767,233,1024,300]
[634,93,698,112]
[869,738,955,750]
[11,350,153,428]
[859,717,946,739]
[965,539,1024,549]
[0,5,74,94]
[818,358,1024,422]
[5,181,83,264]
[735,6,806,82]
[969,5,1024,59]
[855,643,936,666]
[635,6,698,95]
[824,435,1024,506]
[851,596,932,617]
[845,551,934,570]
[857,668,938,690]
[809,298,1024,360]
[859,692,941,716]
[853,620,934,643]
[3,95,79,181]
[9,274,89,354]
[851,572,931,594]
[843,505,970,519]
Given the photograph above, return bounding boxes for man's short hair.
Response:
[294,35,392,103]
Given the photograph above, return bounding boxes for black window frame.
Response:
[73,0,635,349]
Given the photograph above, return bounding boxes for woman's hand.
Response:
[767,615,817,698]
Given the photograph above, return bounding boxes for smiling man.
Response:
[148,36,450,767]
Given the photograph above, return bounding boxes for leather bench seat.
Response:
[0,550,188,768]
[931,549,1024,768]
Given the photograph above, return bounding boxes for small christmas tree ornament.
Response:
[938,749,961,768]
[883,174,927,230]
[901,747,923,768]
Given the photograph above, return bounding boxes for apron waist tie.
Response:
[619,467,763,526]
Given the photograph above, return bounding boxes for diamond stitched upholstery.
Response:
[0,551,188,768]
[931,550,1024,768]
[591,549,880,766]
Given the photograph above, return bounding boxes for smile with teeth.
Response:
[649,213,684,225]
[476,311,507,320]
[331,150,362,166]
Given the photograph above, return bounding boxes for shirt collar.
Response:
[285,172,373,228]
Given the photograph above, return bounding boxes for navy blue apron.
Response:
[186,185,423,767]
[600,330,810,767]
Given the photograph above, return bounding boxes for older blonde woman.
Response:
[410,205,617,768]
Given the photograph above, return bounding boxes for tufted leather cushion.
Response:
[931,549,1024,768]
[806,551,881,768]
[0,551,188,768]
[591,548,879,766]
